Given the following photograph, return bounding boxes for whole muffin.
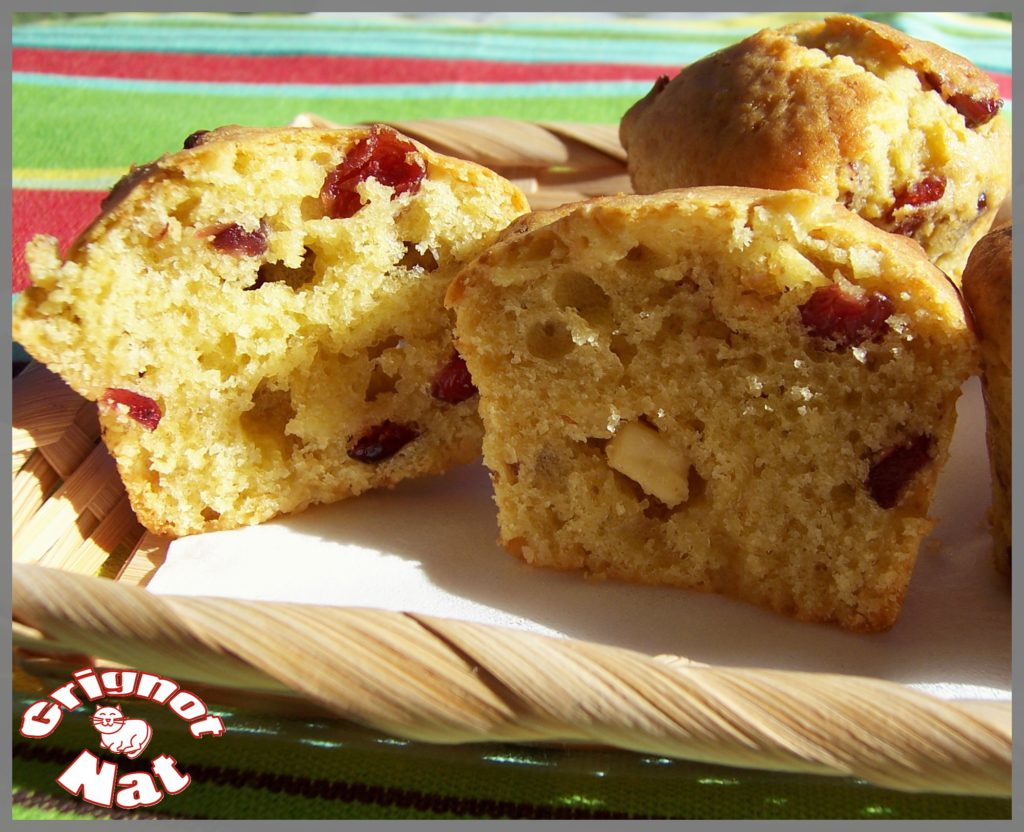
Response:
[962,224,1012,577]
[13,124,529,536]
[620,14,1010,283]
[449,187,977,631]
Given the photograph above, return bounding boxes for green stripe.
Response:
[11,693,1014,821]
[13,807,86,821]
[12,84,632,169]
[11,77,1013,174]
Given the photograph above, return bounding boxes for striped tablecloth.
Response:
[10,12,1013,820]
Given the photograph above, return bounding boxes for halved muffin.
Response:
[14,124,529,536]
[448,187,977,630]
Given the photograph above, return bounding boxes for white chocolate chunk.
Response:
[605,421,689,508]
[770,243,830,291]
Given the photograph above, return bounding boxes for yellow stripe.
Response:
[652,13,826,30]
[931,11,1013,33]
[15,167,127,181]
[576,12,823,32]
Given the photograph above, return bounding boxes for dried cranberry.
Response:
[430,352,477,404]
[891,214,927,238]
[977,192,988,212]
[867,435,933,509]
[204,220,268,257]
[101,388,162,430]
[101,162,158,213]
[320,125,426,220]
[798,284,893,348]
[183,130,210,149]
[886,176,946,236]
[893,176,946,212]
[922,71,943,94]
[347,420,420,463]
[946,93,1002,128]
[921,73,1002,128]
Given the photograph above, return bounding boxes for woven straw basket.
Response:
[11,116,1011,799]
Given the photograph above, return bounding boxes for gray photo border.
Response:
[4,0,1017,829]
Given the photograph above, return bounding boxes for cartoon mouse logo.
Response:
[90,705,153,759]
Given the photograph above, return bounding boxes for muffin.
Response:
[448,187,977,631]
[961,224,1012,577]
[13,124,529,536]
[620,14,1011,283]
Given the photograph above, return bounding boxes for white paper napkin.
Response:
[149,377,1011,701]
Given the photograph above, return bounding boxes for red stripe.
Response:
[979,71,1012,101]
[12,189,106,292]
[996,73,1012,100]
[13,47,1012,98]
[13,47,686,85]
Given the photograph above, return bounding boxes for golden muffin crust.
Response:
[620,14,1011,282]
[14,124,529,536]
[449,187,977,631]
[962,223,1012,577]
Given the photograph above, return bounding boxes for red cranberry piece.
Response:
[921,73,1002,128]
[101,162,159,213]
[886,176,946,236]
[183,129,210,149]
[867,435,934,509]
[891,214,927,238]
[798,284,893,348]
[947,93,1002,128]
[204,220,268,257]
[431,351,477,404]
[101,388,162,430]
[320,125,426,220]
[977,192,988,212]
[922,71,943,94]
[893,176,946,212]
[347,420,420,463]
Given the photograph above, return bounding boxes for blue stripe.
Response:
[13,12,773,40]
[13,72,654,100]
[11,26,743,67]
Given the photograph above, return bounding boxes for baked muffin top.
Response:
[962,223,1012,366]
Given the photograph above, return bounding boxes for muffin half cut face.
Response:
[14,125,529,535]
[449,187,976,631]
